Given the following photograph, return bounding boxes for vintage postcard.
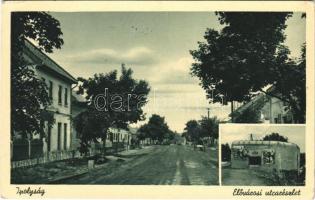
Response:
[0,1,314,199]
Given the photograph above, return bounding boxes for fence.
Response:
[11,142,128,169]
[12,139,43,161]
[11,150,82,169]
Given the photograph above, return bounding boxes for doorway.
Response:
[249,156,261,166]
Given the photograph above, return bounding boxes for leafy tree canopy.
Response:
[262,132,288,142]
[199,116,219,139]
[190,12,305,122]
[221,143,231,162]
[183,117,220,144]
[11,12,63,137]
[137,114,170,143]
[183,120,200,142]
[74,66,150,151]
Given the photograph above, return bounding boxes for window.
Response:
[263,150,275,164]
[49,81,53,100]
[57,123,62,150]
[58,85,62,104]
[232,145,247,160]
[64,123,67,150]
[64,88,68,106]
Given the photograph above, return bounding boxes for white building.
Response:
[230,87,295,124]
[21,39,77,153]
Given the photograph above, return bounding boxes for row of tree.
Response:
[190,12,306,123]
[182,116,219,146]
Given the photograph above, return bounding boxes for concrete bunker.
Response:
[231,140,300,175]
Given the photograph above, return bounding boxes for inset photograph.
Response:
[221,124,305,186]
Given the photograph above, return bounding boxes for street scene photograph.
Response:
[221,124,305,186]
[10,11,305,185]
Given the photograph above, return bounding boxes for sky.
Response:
[47,12,306,132]
[220,125,305,152]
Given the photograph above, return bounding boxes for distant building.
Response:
[12,39,77,161]
[231,140,300,175]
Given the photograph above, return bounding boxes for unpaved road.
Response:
[62,145,218,185]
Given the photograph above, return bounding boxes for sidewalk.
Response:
[11,147,150,184]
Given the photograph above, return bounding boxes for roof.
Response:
[23,39,77,84]
[230,86,281,118]
[232,140,299,148]
[231,93,266,116]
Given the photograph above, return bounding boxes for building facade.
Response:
[16,39,77,156]
[230,89,295,123]
[231,140,300,174]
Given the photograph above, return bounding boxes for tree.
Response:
[263,132,288,142]
[221,143,231,162]
[190,12,305,122]
[184,120,201,143]
[273,44,305,123]
[74,66,150,155]
[137,114,170,144]
[11,12,63,138]
[199,116,219,145]
[137,123,150,143]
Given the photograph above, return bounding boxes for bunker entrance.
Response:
[248,156,261,166]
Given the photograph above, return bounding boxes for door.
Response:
[63,123,67,150]
[57,123,62,151]
[249,156,262,166]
